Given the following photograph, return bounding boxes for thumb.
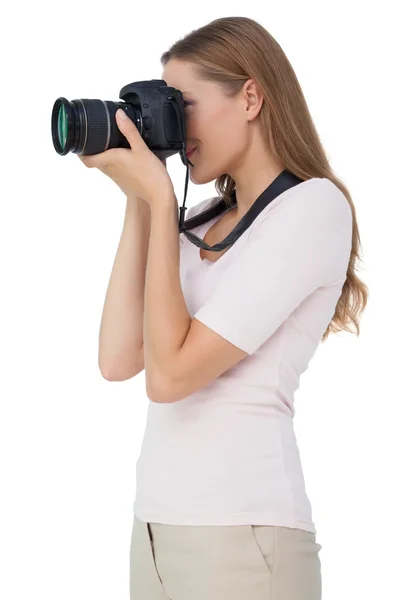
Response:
[116,109,140,147]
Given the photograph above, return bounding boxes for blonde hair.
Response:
[161,16,368,342]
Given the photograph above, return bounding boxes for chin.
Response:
[189,170,211,185]
[189,165,221,185]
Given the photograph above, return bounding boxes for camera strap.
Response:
[178,166,304,252]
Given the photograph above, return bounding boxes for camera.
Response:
[51,79,192,167]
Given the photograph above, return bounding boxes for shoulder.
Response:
[293,177,351,219]
[252,177,352,235]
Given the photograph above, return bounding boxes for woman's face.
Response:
[161,59,249,184]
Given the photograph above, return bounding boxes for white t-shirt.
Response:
[133,177,352,534]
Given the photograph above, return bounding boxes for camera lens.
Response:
[51,97,141,156]
[57,104,68,151]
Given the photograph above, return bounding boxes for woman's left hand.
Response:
[78,109,175,207]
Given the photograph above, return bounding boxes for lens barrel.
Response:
[51,97,141,155]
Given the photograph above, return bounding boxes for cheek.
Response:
[205,114,244,166]
[207,105,242,148]
[188,106,244,181]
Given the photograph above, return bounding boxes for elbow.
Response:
[146,370,176,403]
[99,366,125,381]
[99,348,145,381]
[99,363,143,382]
[99,362,114,380]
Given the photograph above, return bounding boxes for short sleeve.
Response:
[193,185,352,355]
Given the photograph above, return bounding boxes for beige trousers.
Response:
[130,514,322,599]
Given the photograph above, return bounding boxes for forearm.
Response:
[143,195,191,398]
[99,195,151,379]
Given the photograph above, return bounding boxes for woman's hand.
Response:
[78,109,174,205]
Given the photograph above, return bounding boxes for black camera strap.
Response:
[178,166,304,253]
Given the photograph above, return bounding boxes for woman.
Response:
[127,16,368,600]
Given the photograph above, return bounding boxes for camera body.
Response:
[51,79,191,166]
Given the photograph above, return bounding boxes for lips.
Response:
[186,147,197,158]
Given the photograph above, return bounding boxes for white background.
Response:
[1,2,399,599]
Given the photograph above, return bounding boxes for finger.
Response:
[115,109,142,150]
[78,148,119,169]
[78,154,94,167]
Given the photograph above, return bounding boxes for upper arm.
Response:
[152,317,248,403]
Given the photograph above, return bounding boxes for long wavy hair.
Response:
[161,16,368,342]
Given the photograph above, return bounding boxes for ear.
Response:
[242,79,264,120]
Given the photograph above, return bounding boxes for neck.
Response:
[227,137,285,220]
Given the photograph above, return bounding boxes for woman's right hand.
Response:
[132,157,167,203]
